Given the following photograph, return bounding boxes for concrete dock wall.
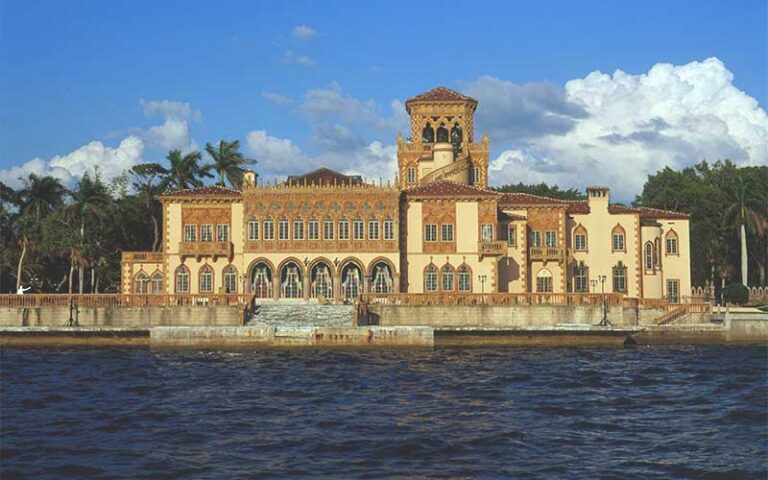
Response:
[725,314,768,342]
[0,306,242,328]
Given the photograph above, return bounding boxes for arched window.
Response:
[223,265,238,293]
[450,123,462,144]
[323,216,334,240]
[645,242,654,271]
[311,262,333,298]
[457,264,472,292]
[665,230,679,255]
[370,262,394,293]
[353,216,364,240]
[573,224,588,252]
[150,271,164,294]
[308,216,319,240]
[199,265,214,293]
[339,216,350,240]
[368,216,379,240]
[134,271,149,294]
[654,238,661,267]
[611,224,626,252]
[421,122,434,143]
[250,261,272,299]
[278,216,289,240]
[280,261,303,298]
[294,216,304,240]
[424,264,438,292]
[536,268,553,293]
[175,265,190,293]
[263,216,274,240]
[383,216,394,240]
[436,123,449,143]
[341,261,363,299]
[441,264,455,292]
[573,262,588,293]
[612,262,627,293]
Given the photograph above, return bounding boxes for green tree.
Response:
[131,163,166,251]
[724,175,766,287]
[204,139,254,188]
[163,149,211,190]
[68,173,111,293]
[493,181,586,200]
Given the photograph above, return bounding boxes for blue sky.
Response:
[1,0,766,199]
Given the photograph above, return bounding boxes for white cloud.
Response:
[261,91,295,106]
[300,82,408,132]
[246,129,310,177]
[487,58,768,201]
[280,50,316,67]
[1,136,144,189]
[140,99,201,151]
[292,25,317,40]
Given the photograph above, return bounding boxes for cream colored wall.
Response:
[499,215,527,293]
[570,207,641,297]
[407,202,423,254]
[122,262,164,294]
[455,201,478,252]
[167,203,182,255]
[407,254,495,294]
[660,219,691,301]
[530,261,565,293]
[640,224,663,299]
[231,203,244,256]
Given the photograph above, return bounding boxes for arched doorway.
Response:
[249,261,273,299]
[280,261,303,299]
[369,261,394,293]
[340,260,363,300]
[310,261,333,299]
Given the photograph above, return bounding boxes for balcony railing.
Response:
[529,247,565,263]
[479,240,506,258]
[362,292,625,307]
[121,251,164,263]
[179,241,232,258]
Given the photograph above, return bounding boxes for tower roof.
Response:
[405,86,478,112]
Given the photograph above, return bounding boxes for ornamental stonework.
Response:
[182,207,231,225]
[423,200,457,254]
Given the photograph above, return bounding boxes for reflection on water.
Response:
[1,345,766,479]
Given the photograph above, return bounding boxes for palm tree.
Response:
[130,163,166,251]
[14,174,67,290]
[68,173,111,293]
[163,149,211,190]
[204,139,255,188]
[724,176,766,286]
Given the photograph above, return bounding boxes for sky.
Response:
[1,0,766,202]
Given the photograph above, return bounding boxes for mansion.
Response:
[122,87,691,302]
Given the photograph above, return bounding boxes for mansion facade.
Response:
[122,87,691,302]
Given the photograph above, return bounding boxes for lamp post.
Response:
[598,274,611,326]
[590,279,598,294]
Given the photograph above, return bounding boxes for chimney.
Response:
[586,186,610,211]
[243,170,258,188]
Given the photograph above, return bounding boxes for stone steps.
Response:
[247,303,355,328]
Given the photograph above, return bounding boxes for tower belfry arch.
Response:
[397,86,490,189]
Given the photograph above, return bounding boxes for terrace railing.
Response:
[361,292,624,307]
[0,294,252,308]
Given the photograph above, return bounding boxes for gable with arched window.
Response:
[175,265,190,293]
[457,264,472,292]
[665,229,679,256]
[536,268,553,293]
[134,271,149,294]
[573,224,588,252]
[612,261,627,293]
[223,265,238,293]
[441,264,455,292]
[644,241,654,272]
[611,224,626,252]
[424,264,438,292]
[150,271,164,294]
[199,265,214,293]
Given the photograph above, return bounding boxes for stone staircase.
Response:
[421,157,471,184]
[247,302,356,328]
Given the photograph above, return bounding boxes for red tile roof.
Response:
[566,201,689,219]
[498,192,572,207]
[406,180,498,199]
[406,87,477,105]
[285,167,364,186]
[159,185,242,199]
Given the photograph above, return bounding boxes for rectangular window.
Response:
[612,267,627,292]
[536,276,553,293]
[324,219,334,240]
[217,224,229,242]
[574,267,588,293]
[575,233,587,251]
[200,271,213,292]
[278,220,289,240]
[441,270,454,291]
[612,234,625,252]
[425,271,438,292]
[183,224,197,242]
[263,219,274,240]
[507,225,516,247]
[407,168,416,184]
[666,279,680,303]
[353,219,364,240]
[200,225,213,242]
[176,272,189,293]
[425,224,437,242]
[529,231,541,248]
[383,219,394,240]
[472,167,480,185]
[248,219,259,240]
[368,220,379,240]
[545,230,557,247]
[458,271,471,292]
[666,238,678,255]
[441,224,454,242]
[339,219,349,240]
[481,224,494,241]
[309,219,319,240]
[294,220,304,240]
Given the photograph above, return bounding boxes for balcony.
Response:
[479,241,506,259]
[179,241,232,258]
[529,247,566,264]
[121,251,164,263]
